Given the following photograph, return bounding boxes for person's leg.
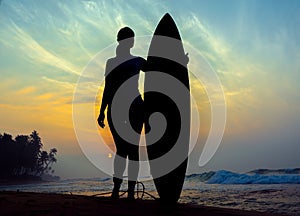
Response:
[111,142,127,199]
[127,143,140,178]
[127,144,139,200]
[113,148,127,180]
[127,96,144,199]
[108,111,128,198]
[127,119,142,199]
[127,95,144,181]
[111,176,122,199]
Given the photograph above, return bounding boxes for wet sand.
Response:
[0,191,285,216]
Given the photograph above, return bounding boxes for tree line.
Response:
[0,130,57,180]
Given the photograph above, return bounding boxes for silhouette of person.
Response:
[98,27,146,199]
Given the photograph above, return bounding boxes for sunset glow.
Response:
[1,0,299,178]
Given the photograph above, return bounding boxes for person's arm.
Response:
[140,57,147,72]
[98,60,111,128]
[98,84,107,128]
[184,53,189,65]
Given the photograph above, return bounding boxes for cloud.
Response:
[7,19,81,76]
[42,76,75,92]
[16,86,36,95]
[36,93,54,101]
[180,13,230,65]
[225,88,251,97]
[177,11,300,137]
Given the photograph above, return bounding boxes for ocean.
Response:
[1,169,299,216]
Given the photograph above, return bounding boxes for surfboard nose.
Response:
[162,13,172,20]
[155,13,181,40]
[148,13,186,65]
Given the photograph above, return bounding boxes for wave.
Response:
[186,168,300,184]
[247,168,300,175]
[61,177,111,183]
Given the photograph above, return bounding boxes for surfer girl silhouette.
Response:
[98,27,146,199]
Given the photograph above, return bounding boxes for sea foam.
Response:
[186,168,300,184]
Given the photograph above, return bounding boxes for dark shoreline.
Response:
[0,179,50,186]
[0,191,286,216]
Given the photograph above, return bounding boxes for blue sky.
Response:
[0,0,299,178]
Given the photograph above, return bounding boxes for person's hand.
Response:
[184,52,189,64]
[97,112,105,128]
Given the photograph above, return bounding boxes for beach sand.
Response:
[0,191,284,216]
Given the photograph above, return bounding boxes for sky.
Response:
[0,0,300,179]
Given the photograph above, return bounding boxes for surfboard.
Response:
[144,13,190,203]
